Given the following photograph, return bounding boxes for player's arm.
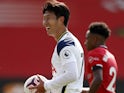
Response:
[81,75,90,93]
[89,65,103,93]
[44,46,78,91]
[44,60,78,90]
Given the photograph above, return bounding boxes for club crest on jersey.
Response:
[62,50,71,59]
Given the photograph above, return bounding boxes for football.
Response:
[24,74,48,93]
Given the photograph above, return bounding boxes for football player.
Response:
[30,0,85,93]
[82,22,118,93]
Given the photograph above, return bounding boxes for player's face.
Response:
[84,30,96,51]
[43,11,61,37]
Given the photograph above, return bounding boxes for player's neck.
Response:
[95,42,106,48]
[55,27,67,42]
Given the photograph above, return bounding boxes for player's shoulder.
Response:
[57,31,76,55]
[57,33,75,56]
[88,46,107,57]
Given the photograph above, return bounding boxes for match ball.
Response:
[24,75,47,93]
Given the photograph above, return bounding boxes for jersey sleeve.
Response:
[44,59,78,91]
[88,51,103,71]
[57,38,76,65]
[44,46,79,91]
[44,39,79,91]
[59,46,77,65]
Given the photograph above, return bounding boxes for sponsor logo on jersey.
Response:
[88,56,100,63]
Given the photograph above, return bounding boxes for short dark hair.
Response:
[42,0,70,26]
[89,22,111,39]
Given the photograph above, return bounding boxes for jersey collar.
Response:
[99,45,108,49]
[57,28,68,42]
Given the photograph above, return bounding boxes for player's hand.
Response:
[29,74,45,93]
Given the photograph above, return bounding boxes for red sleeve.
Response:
[88,51,103,70]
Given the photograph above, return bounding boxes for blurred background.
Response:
[0,0,124,93]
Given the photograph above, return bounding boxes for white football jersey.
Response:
[44,30,85,93]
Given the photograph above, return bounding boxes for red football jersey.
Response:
[86,46,118,93]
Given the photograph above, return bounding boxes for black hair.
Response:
[42,0,70,26]
[89,22,111,39]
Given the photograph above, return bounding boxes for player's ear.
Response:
[58,16,64,24]
[94,36,98,44]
